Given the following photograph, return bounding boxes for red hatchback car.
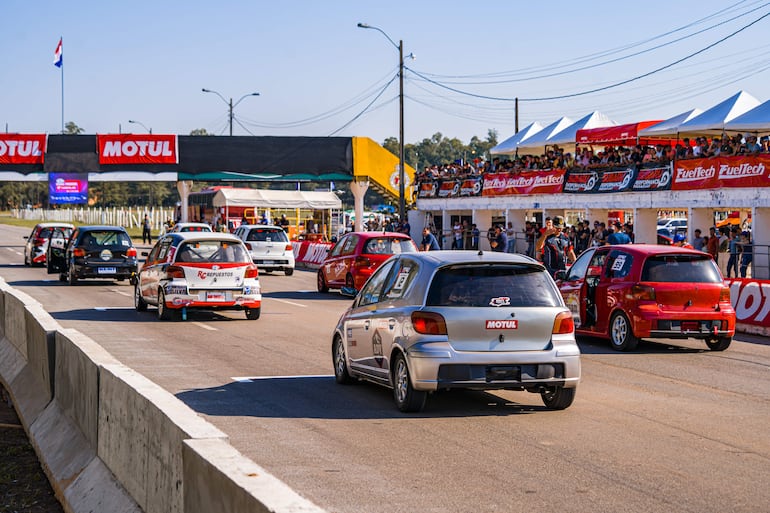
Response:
[555,244,735,351]
[317,231,418,293]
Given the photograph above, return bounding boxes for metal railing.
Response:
[12,207,176,232]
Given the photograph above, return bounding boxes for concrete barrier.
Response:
[184,439,325,513]
[0,278,327,513]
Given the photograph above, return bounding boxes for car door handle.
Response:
[364,320,370,330]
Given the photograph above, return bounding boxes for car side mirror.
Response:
[553,270,567,281]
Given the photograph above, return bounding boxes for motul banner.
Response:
[459,176,483,197]
[0,134,47,164]
[672,155,770,190]
[97,134,178,165]
[482,169,565,196]
[726,278,770,334]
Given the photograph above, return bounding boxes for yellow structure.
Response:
[352,137,415,203]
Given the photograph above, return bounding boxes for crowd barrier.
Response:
[0,277,326,513]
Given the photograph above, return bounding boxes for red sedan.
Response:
[555,244,735,351]
[317,231,418,293]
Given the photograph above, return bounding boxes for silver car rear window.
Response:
[426,264,561,307]
[176,241,250,263]
[246,228,288,242]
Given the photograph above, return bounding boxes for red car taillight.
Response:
[719,286,731,302]
[166,265,186,279]
[126,247,137,258]
[244,264,259,278]
[284,243,293,251]
[411,311,447,335]
[73,248,86,257]
[631,284,656,301]
[552,311,575,334]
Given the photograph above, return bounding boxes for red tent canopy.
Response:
[576,120,667,146]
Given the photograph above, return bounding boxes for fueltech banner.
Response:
[672,155,770,190]
[482,169,565,196]
[97,134,178,165]
[0,134,46,164]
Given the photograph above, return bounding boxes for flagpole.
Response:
[60,37,64,133]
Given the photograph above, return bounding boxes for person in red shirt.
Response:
[706,227,720,262]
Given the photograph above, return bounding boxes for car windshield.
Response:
[246,228,288,242]
[175,240,250,263]
[81,231,131,248]
[364,237,416,255]
[426,264,562,307]
[641,255,722,283]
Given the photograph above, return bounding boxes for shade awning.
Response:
[212,188,342,209]
[576,120,663,146]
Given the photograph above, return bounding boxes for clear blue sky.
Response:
[3,0,770,146]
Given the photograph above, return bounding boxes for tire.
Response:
[541,386,576,410]
[317,270,329,293]
[284,268,294,276]
[392,353,427,413]
[67,266,78,286]
[609,311,639,351]
[157,290,177,321]
[134,283,148,312]
[332,336,353,384]
[245,307,261,320]
[705,336,731,351]
[24,252,29,266]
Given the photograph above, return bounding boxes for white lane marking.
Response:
[231,374,333,383]
[191,322,217,331]
[94,307,133,311]
[110,288,132,297]
[266,297,306,308]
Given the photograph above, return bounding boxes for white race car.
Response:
[134,232,261,320]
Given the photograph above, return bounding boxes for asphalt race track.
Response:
[1,224,769,513]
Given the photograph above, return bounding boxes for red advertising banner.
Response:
[97,134,179,165]
[482,169,566,196]
[292,241,333,269]
[672,155,770,190]
[0,134,47,164]
[726,278,770,334]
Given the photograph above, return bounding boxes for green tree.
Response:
[189,128,210,136]
[63,122,84,135]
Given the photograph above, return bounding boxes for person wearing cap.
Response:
[607,222,631,245]
[538,216,576,277]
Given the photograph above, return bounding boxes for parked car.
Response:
[233,224,295,276]
[168,222,213,233]
[331,251,580,412]
[318,231,418,293]
[134,232,261,321]
[23,222,74,266]
[47,225,138,285]
[657,218,687,234]
[555,244,735,351]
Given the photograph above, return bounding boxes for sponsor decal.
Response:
[197,270,236,279]
[718,162,765,179]
[97,134,179,164]
[0,134,47,164]
[482,169,566,196]
[489,296,511,307]
[485,319,518,329]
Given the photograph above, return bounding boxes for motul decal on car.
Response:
[485,320,518,329]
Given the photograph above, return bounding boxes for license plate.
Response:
[681,321,699,332]
[486,366,521,382]
[262,260,275,265]
[206,291,226,301]
[97,267,117,274]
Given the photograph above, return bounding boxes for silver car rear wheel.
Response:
[333,337,353,384]
[392,353,427,413]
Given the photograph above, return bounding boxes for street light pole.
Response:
[358,22,407,224]
[201,88,260,136]
[128,119,152,134]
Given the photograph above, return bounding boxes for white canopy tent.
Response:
[490,122,544,156]
[514,117,573,154]
[545,111,617,147]
[723,98,770,133]
[212,188,342,210]
[674,91,760,136]
[637,108,703,138]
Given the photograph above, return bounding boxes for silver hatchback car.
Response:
[331,251,581,412]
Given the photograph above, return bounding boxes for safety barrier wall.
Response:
[0,277,326,513]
